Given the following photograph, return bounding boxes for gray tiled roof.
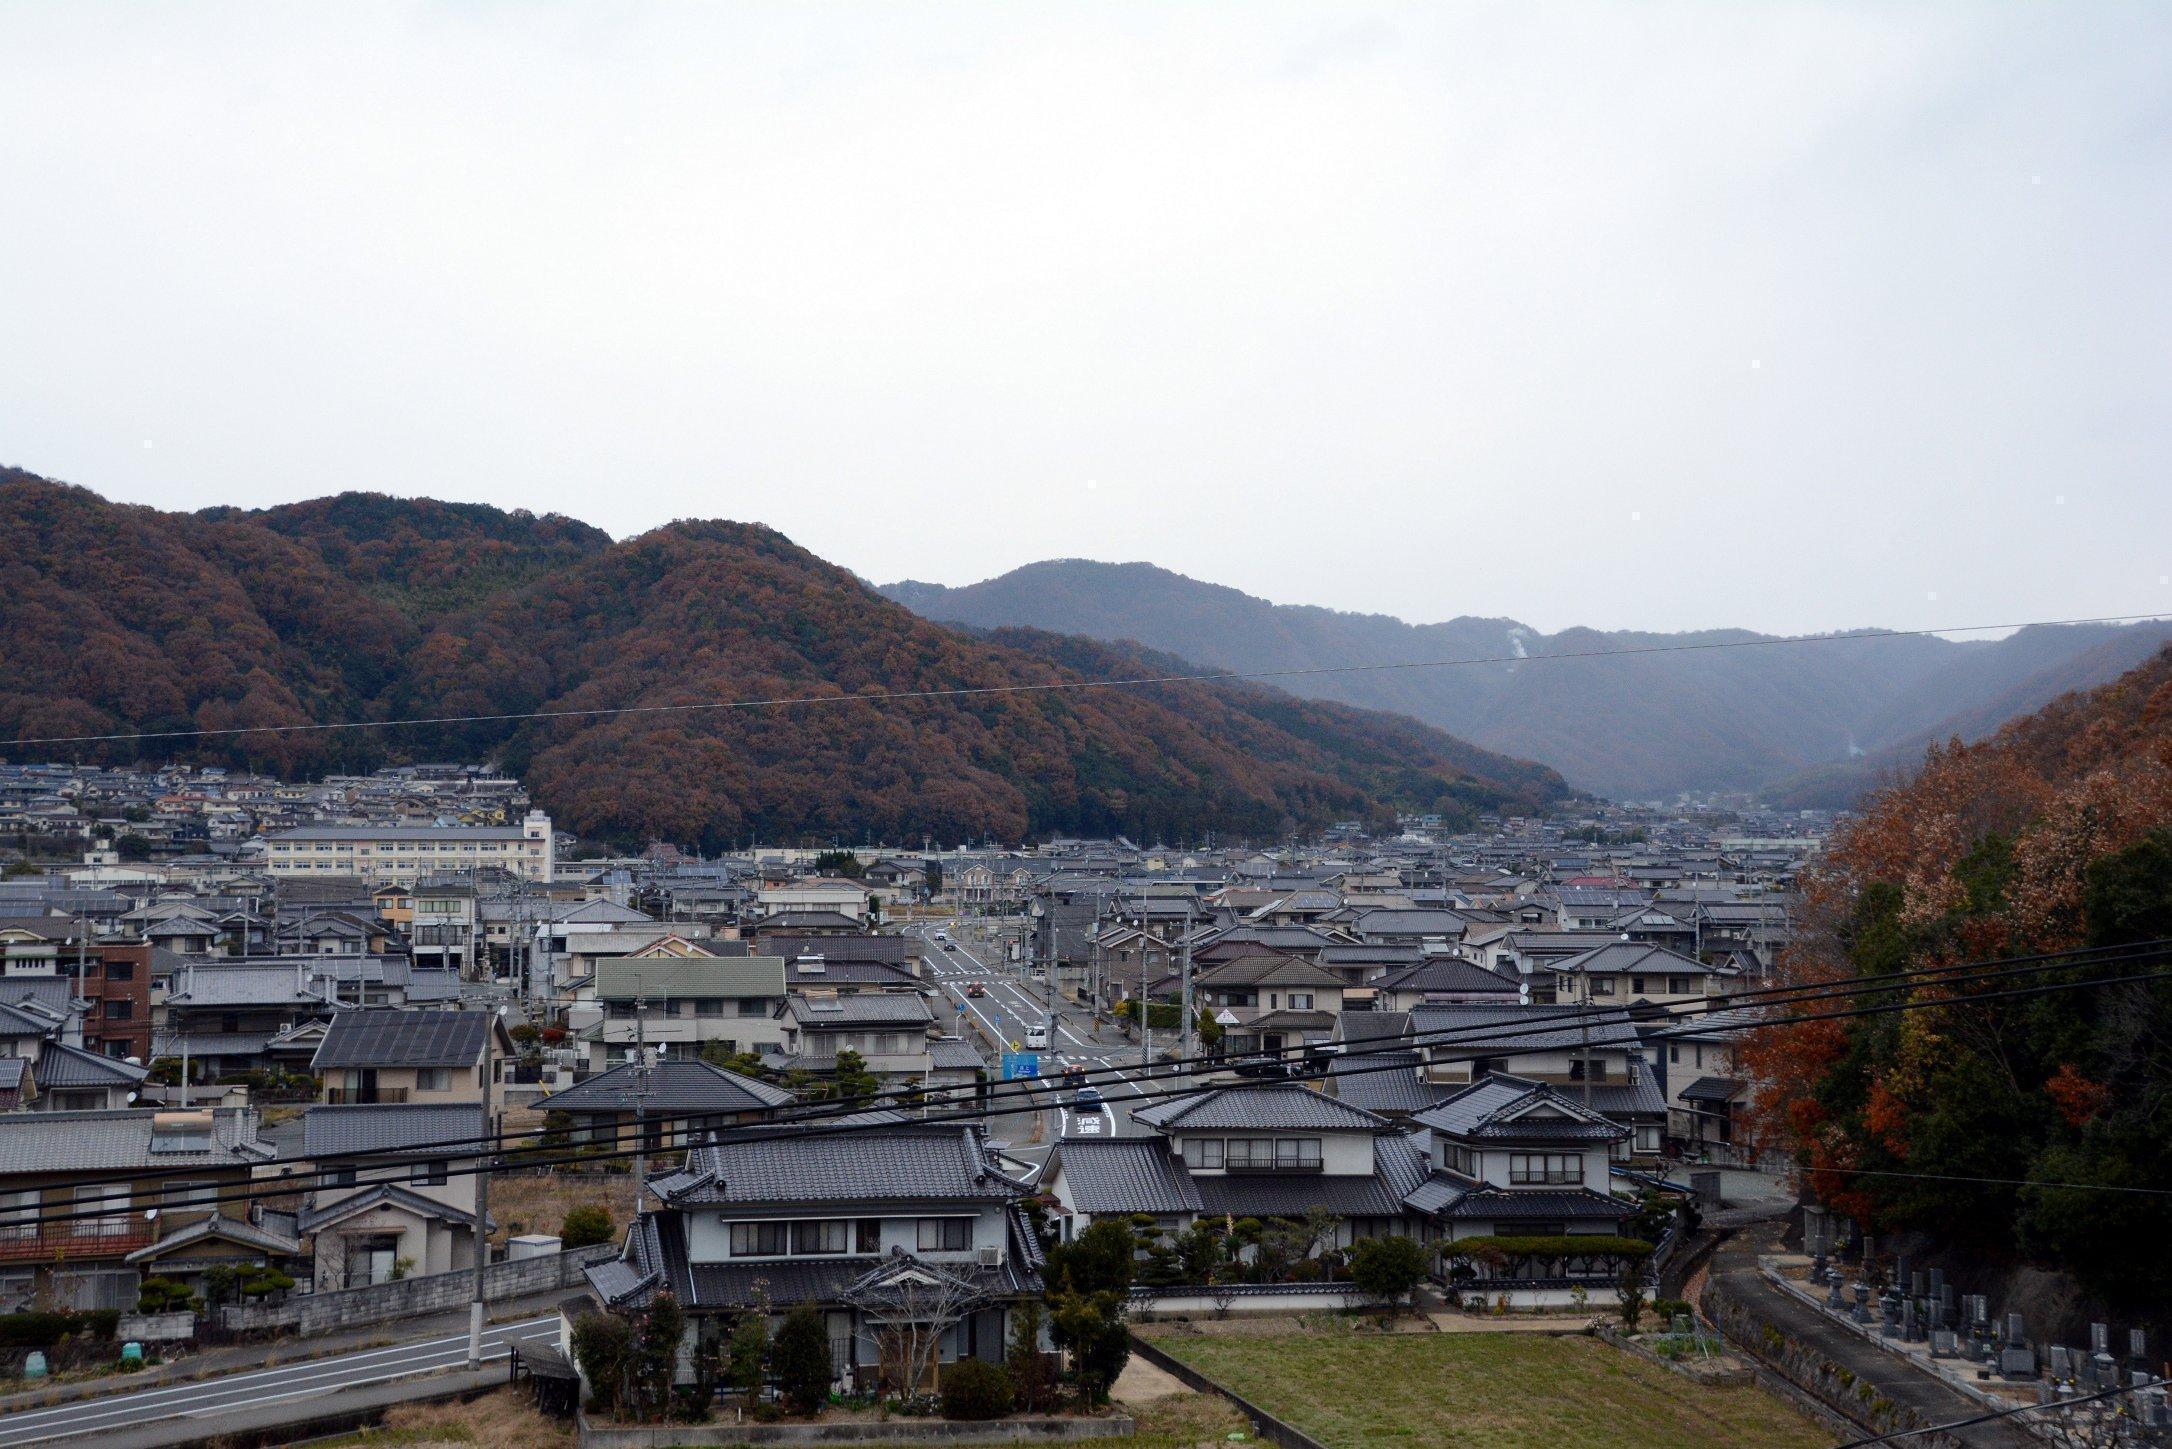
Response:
[0,1108,271,1174]
[1325,1052,1444,1116]
[1437,1187,1630,1223]
[37,1042,150,1089]
[1371,959,1518,996]
[312,1008,494,1069]
[299,1181,484,1232]
[302,1103,487,1158]
[785,993,934,1027]
[536,1060,793,1116]
[1412,1076,1626,1143]
[654,1124,1020,1206]
[1049,1138,1203,1215]
[1334,1010,1413,1044]
[1407,1003,1643,1054]
[926,1039,986,1072]
[1678,1075,1743,1103]
[1132,1084,1388,1134]
[1547,940,1720,976]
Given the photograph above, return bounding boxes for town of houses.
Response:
[0,758,1827,1426]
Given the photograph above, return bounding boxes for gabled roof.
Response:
[299,1181,484,1233]
[535,1059,794,1116]
[37,1041,150,1089]
[1046,1138,1203,1216]
[1132,1083,1388,1133]
[312,1009,498,1069]
[1194,955,1344,990]
[127,1213,300,1263]
[302,1102,487,1158]
[650,1124,1020,1207]
[1372,958,1519,997]
[1413,1075,1627,1143]
[0,1108,272,1173]
[784,993,933,1028]
[1547,940,1729,977]
[1407,1002,1643,1054]
[1325,1051,1443,1117]
[595,956,785,1001]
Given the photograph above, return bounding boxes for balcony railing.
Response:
[0,1225,156,1262]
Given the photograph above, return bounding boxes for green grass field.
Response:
[1142,1329,1829,1449]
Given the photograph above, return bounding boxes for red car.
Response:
[965,983,987,998]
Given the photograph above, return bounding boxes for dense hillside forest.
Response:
[0,471,1571,846]
[885,560,2172,800]
[1746,647,2172,1310]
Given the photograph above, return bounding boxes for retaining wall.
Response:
[1124,1334,1328,1449]
[577,1413,1132,1446]
[216,1243,613,1336]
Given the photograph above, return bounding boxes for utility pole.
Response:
[1139,892,1152,1070]
[1178,895,1194,1063]
[631,985,651,1204]
[467,1014,497,1366]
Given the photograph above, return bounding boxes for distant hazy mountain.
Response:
[882,561,2172,801]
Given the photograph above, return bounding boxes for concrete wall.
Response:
[579,1413,1131,1446]
[218,1243,614,1337]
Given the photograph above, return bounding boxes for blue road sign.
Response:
[1001,1052,1040,1081]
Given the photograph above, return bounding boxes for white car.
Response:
[1023,1026,1050,1051]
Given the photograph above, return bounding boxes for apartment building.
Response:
[263,811,554,885]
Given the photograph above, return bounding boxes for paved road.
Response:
[914,924,1148,1155]
[0,1316,557,1447]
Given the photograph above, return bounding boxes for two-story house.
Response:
[0,1107,289,1312]
[773,993,935,1082]
[585,1122,1042,1394]
[585,953,788,1074]
[1542,940,1738,1010]
[311,1008,508,1105]
[535,1058,794,1152]
[294,1102,486,1288]
[1403,1003,1667,1159]
[1402,1075,1633,1243]
[1043,1084,1427,1249]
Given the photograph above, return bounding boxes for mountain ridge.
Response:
[0,470,1570,846]
[882,560,2172,800]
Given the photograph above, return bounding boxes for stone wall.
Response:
[216,1244,613,1337]
[1701,1266,1959,1449]
[577,1413,1133,1446]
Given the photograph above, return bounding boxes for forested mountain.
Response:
[0,470,1570,847]
[1746,645,2172,1312]
[883,561,2172,800]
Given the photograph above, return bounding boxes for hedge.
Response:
[0,1310,120,1348]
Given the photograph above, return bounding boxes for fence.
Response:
[214,1243,614,1337]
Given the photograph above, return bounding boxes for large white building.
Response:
[263,810,555,884]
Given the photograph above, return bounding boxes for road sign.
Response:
[1001,1052,1040,1081]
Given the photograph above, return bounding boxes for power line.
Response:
[5,612,2166,748]
[22,955,2172,1231]
[63,933,2164,1206]
[38,933,2172,1208]
[1795,1165,2172,1200]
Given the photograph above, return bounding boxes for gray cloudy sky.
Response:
[3,2,2167,636]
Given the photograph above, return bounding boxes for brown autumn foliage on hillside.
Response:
[1741,646,2172,1301]
[0,470,1570,846]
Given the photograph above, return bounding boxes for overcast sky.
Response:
[2,3,2167,636]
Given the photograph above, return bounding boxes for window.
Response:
[1590,976,1616,996]
[1668,1044,1680,1064]
[1509,1153,1581,1185]
[1668,975,1691,994]
[695,999,723,1017]
[0,1189,39,1242]
[328,1167,358,1188]
[1568,1058,1609,1083]
[415,1068,451,1092]
[857,1219,881,1253]
[1441,1143,1478,1179]
[160,1180,217,1213]
[103,999,132,1020]
[411,1160,448,1186]
[1275,1138,1322,1168]
[737,998,769,1017]
[730,1221,789,1256]
[916,1218,970,1252]
[1289,993,1313,1010]
[791,1220,849,1255]
[103,960,133,981]
[1630,976,1647,995]
[1179,1137,1224,1169]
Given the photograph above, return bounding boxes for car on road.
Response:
[933,930,949,942]
[1072,1083,1104,1109]
[1060,1062,1089,1089]
[965,982,986,997]
[1024,1025,1050,1050]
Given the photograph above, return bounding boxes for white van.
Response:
[1023,1025,1051,1051]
